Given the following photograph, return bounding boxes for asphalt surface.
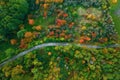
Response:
[0,43,120,68]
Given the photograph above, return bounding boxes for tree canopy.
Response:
[0,0,28,40]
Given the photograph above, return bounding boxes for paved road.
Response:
[0,43,120,68]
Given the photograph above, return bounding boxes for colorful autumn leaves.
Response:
[27,3,110,45]
[19,25,42,49]
[47,11,74,40]
[112,0,117,4]
[77,7,111,44]
[10,23,42,49]
[56,19,67,26]
[47,25,72,40]
[19,32,33,49]
[28,19,34,25]
[18,17,42,49]
[3,65,25,78]
[79,36,91,43]
[35,0,63,4]
[10,1,116,48]
[10,39,17,45]
[33,25,42,31]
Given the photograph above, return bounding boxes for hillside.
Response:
[0,0,120,80]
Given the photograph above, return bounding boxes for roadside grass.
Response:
[110,1,120,35]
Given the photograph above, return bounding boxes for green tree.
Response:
[0,0,28,41]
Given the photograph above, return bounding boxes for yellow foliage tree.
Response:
[112,0,117,4]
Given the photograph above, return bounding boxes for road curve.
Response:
[0,42,120,68]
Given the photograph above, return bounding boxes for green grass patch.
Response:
[110,1,120,35]
[34,16,56,28]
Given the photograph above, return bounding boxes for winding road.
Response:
[0,42,120,68]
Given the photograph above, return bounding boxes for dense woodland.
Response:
[0,0,120,80]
